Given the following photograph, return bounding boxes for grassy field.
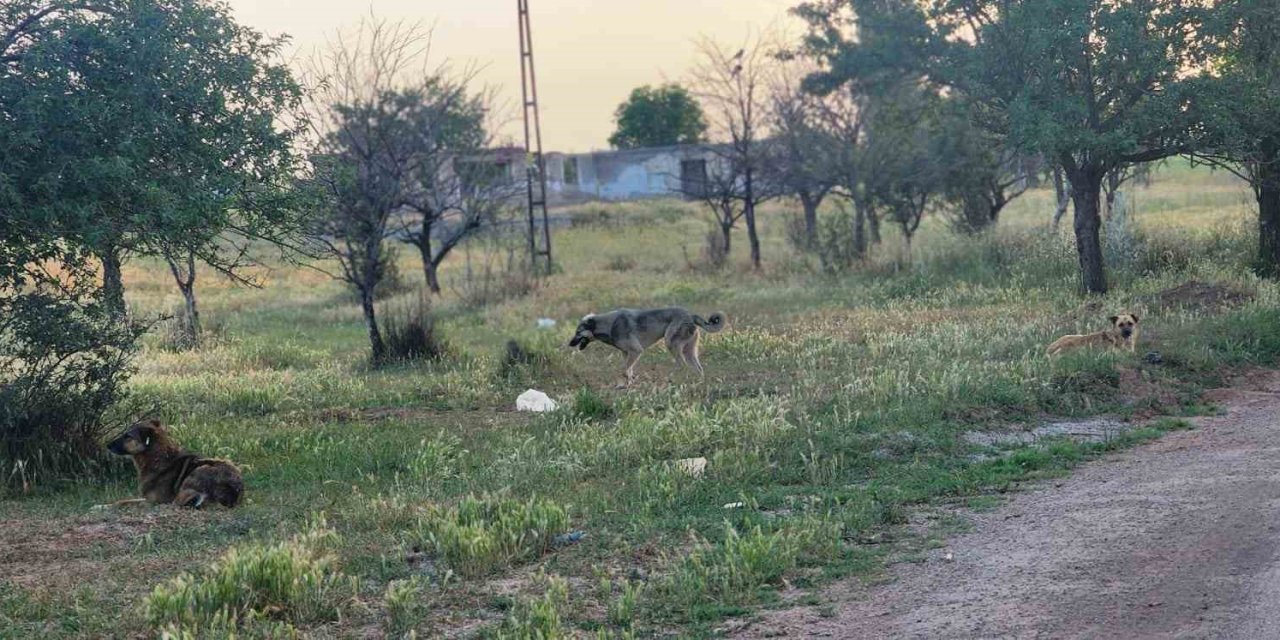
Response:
[2,160,1279,638]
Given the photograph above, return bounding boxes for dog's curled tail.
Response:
[694,312,727,333]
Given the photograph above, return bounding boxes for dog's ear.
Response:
[583,317,596,332]
[1109,315,1119,325]
[1130,314,1139,324]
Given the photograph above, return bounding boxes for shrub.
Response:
[0,292,143,493]
[449,240,541,310]
[814,205,861,274]
[381,295,449,363]
[145,516,357,636]
[501,339,552,376]
[411,495,569,578]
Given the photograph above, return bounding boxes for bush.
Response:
[814,205,861,273]
[145,515,357,637]
[0,292,142,493]
[449,237,541,310]
[501,339,552,377]
[381,295,449,363]
[411,495,569,578]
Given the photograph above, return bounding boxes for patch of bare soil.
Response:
[0,507,230,592]
[1142,280,1254,311]
[734,370,1280,639]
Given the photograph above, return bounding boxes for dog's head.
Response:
[106,419,167,457]
[1109,313,1140,339]
[568,314,597,351]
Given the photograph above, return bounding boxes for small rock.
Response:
[552,530,586,546]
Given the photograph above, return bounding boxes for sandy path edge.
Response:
[733,371,1280,640]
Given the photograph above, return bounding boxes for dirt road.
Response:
[737,371,1280,640]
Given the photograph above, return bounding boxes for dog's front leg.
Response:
[618,350,642,388]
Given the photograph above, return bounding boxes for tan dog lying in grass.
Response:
[1046,313,1140,355]
[98,419,243,509]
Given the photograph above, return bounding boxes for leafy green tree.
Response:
[1,0,300,479]
[1197,0,1280,277]
[796,0,1213,293]
[2,0,303,323]
[608,84,707,149]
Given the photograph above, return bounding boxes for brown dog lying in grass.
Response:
[100,419,243,509]
[1046,313,1140,356]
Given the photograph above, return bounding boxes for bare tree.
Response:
[302,17,437,363]
[685,153,746,259]
[766,58,837,248]
[811,87,877,258]
[1101,162,1153,220]
[392,74,518,294]
[689,33,776,269]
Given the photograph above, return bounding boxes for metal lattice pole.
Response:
[517,0,552,275]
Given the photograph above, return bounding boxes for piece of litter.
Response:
[516,389,558,412]
[552,530,586,546]
[536,318,557,329]
[723,502,745,509]
[674,457,708,477]
[942,552,954,562]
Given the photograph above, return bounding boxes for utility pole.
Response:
[517,0,552,275]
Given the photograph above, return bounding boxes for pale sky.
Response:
[226,1,795,152]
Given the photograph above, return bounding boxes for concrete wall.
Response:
[546,145,725,203]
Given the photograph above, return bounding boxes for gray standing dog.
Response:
[568,307,727,386]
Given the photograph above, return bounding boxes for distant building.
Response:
[547,145,728,203]
[465,143,733,206]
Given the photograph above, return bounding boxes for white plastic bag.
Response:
[516,389,559,412]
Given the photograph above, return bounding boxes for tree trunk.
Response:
[867,208,882,245]
[1258,141,1280,278]
[1103,170,1120,221]
[425,259,442,294]
[744,169,762,269]
[1052,167,1070,231]
[178,281,201,343]
[720,220,733,255]
[99,243,126,317]
[360,286,386,364]
[800,192,818,248]
[414,231,442,294]
[1068,166,1108,295]
[851,198,868,258]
